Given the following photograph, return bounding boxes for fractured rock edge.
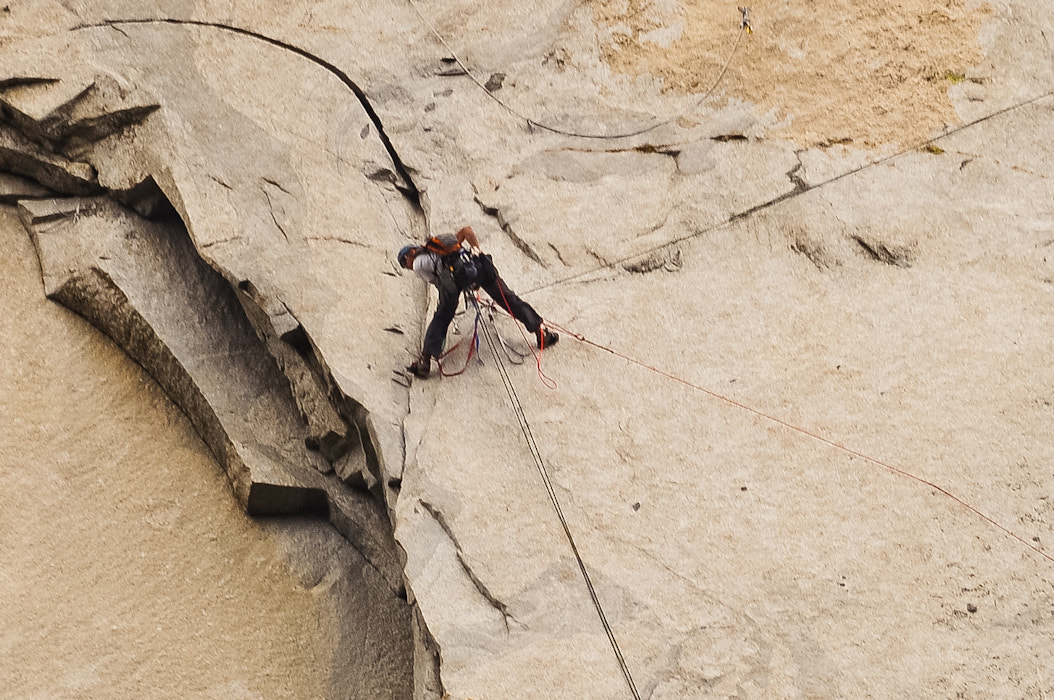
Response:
[22,197,322,513]
[2,53,441,697]
[18,194,417,696]
[20,195,408,594]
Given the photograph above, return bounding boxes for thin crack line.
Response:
[523,88,1054,295]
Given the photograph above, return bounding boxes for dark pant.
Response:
[422,255,542,359]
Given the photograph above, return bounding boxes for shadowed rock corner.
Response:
[18,195,414,697]
[20,195,333,514]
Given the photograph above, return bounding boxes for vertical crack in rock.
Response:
[411,605,447,700]
[236,275,384,499]
[75,18,421,206]
[420,500,517,632]
[472,195,546,267]
[547,241,569,266]
[234,280,348,467]
[260,181,291,242]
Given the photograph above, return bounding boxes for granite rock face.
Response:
[3,1,1054,698]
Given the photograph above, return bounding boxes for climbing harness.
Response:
[434,286,557,385]
[436,292,534,376]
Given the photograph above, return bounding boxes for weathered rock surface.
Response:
[0,205,411,699]
[22,195,330,514]
[20,188,411,596]
[3,0,1054,698]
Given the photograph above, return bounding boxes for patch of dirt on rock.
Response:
[588,0,991,148]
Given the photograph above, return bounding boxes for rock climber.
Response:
[398,226,558,378]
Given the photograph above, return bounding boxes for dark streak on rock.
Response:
[548,241,568,266]
[303,234,369,247]
[0,77,60,90]
[787,155,809,195]
[852,235,914,267]
[420,500,516,632]
[622,250,666,274]
[262,176,291,195]
[199,236,240,249]
[261,185,290,242]
[419,500,461,549]
[455,551,517,633]
[473,195,546,267]
[73,18,421,206]
[484,73,505,92]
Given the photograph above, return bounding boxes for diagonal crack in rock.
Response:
[420,500,518,631]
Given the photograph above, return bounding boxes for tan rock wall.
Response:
[0,207,334,697]
[3,1,1054,698]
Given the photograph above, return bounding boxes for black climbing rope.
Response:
[406,0,751,140]
[471,296,643,700]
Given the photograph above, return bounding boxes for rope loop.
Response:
[406,0,748,140]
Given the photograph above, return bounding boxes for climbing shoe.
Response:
[407,355,431,378]
[536,325,559,349]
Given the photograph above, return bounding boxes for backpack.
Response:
[423,234,478,289]
[422,234,462,258]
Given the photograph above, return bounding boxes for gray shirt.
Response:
[412,251,441,286]
[413,251,457,295]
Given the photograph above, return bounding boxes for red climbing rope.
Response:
[543,320,1054,567]
[491,281,557,390]
[437,300,481,377]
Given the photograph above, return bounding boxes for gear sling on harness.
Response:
[423,248,546,369]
